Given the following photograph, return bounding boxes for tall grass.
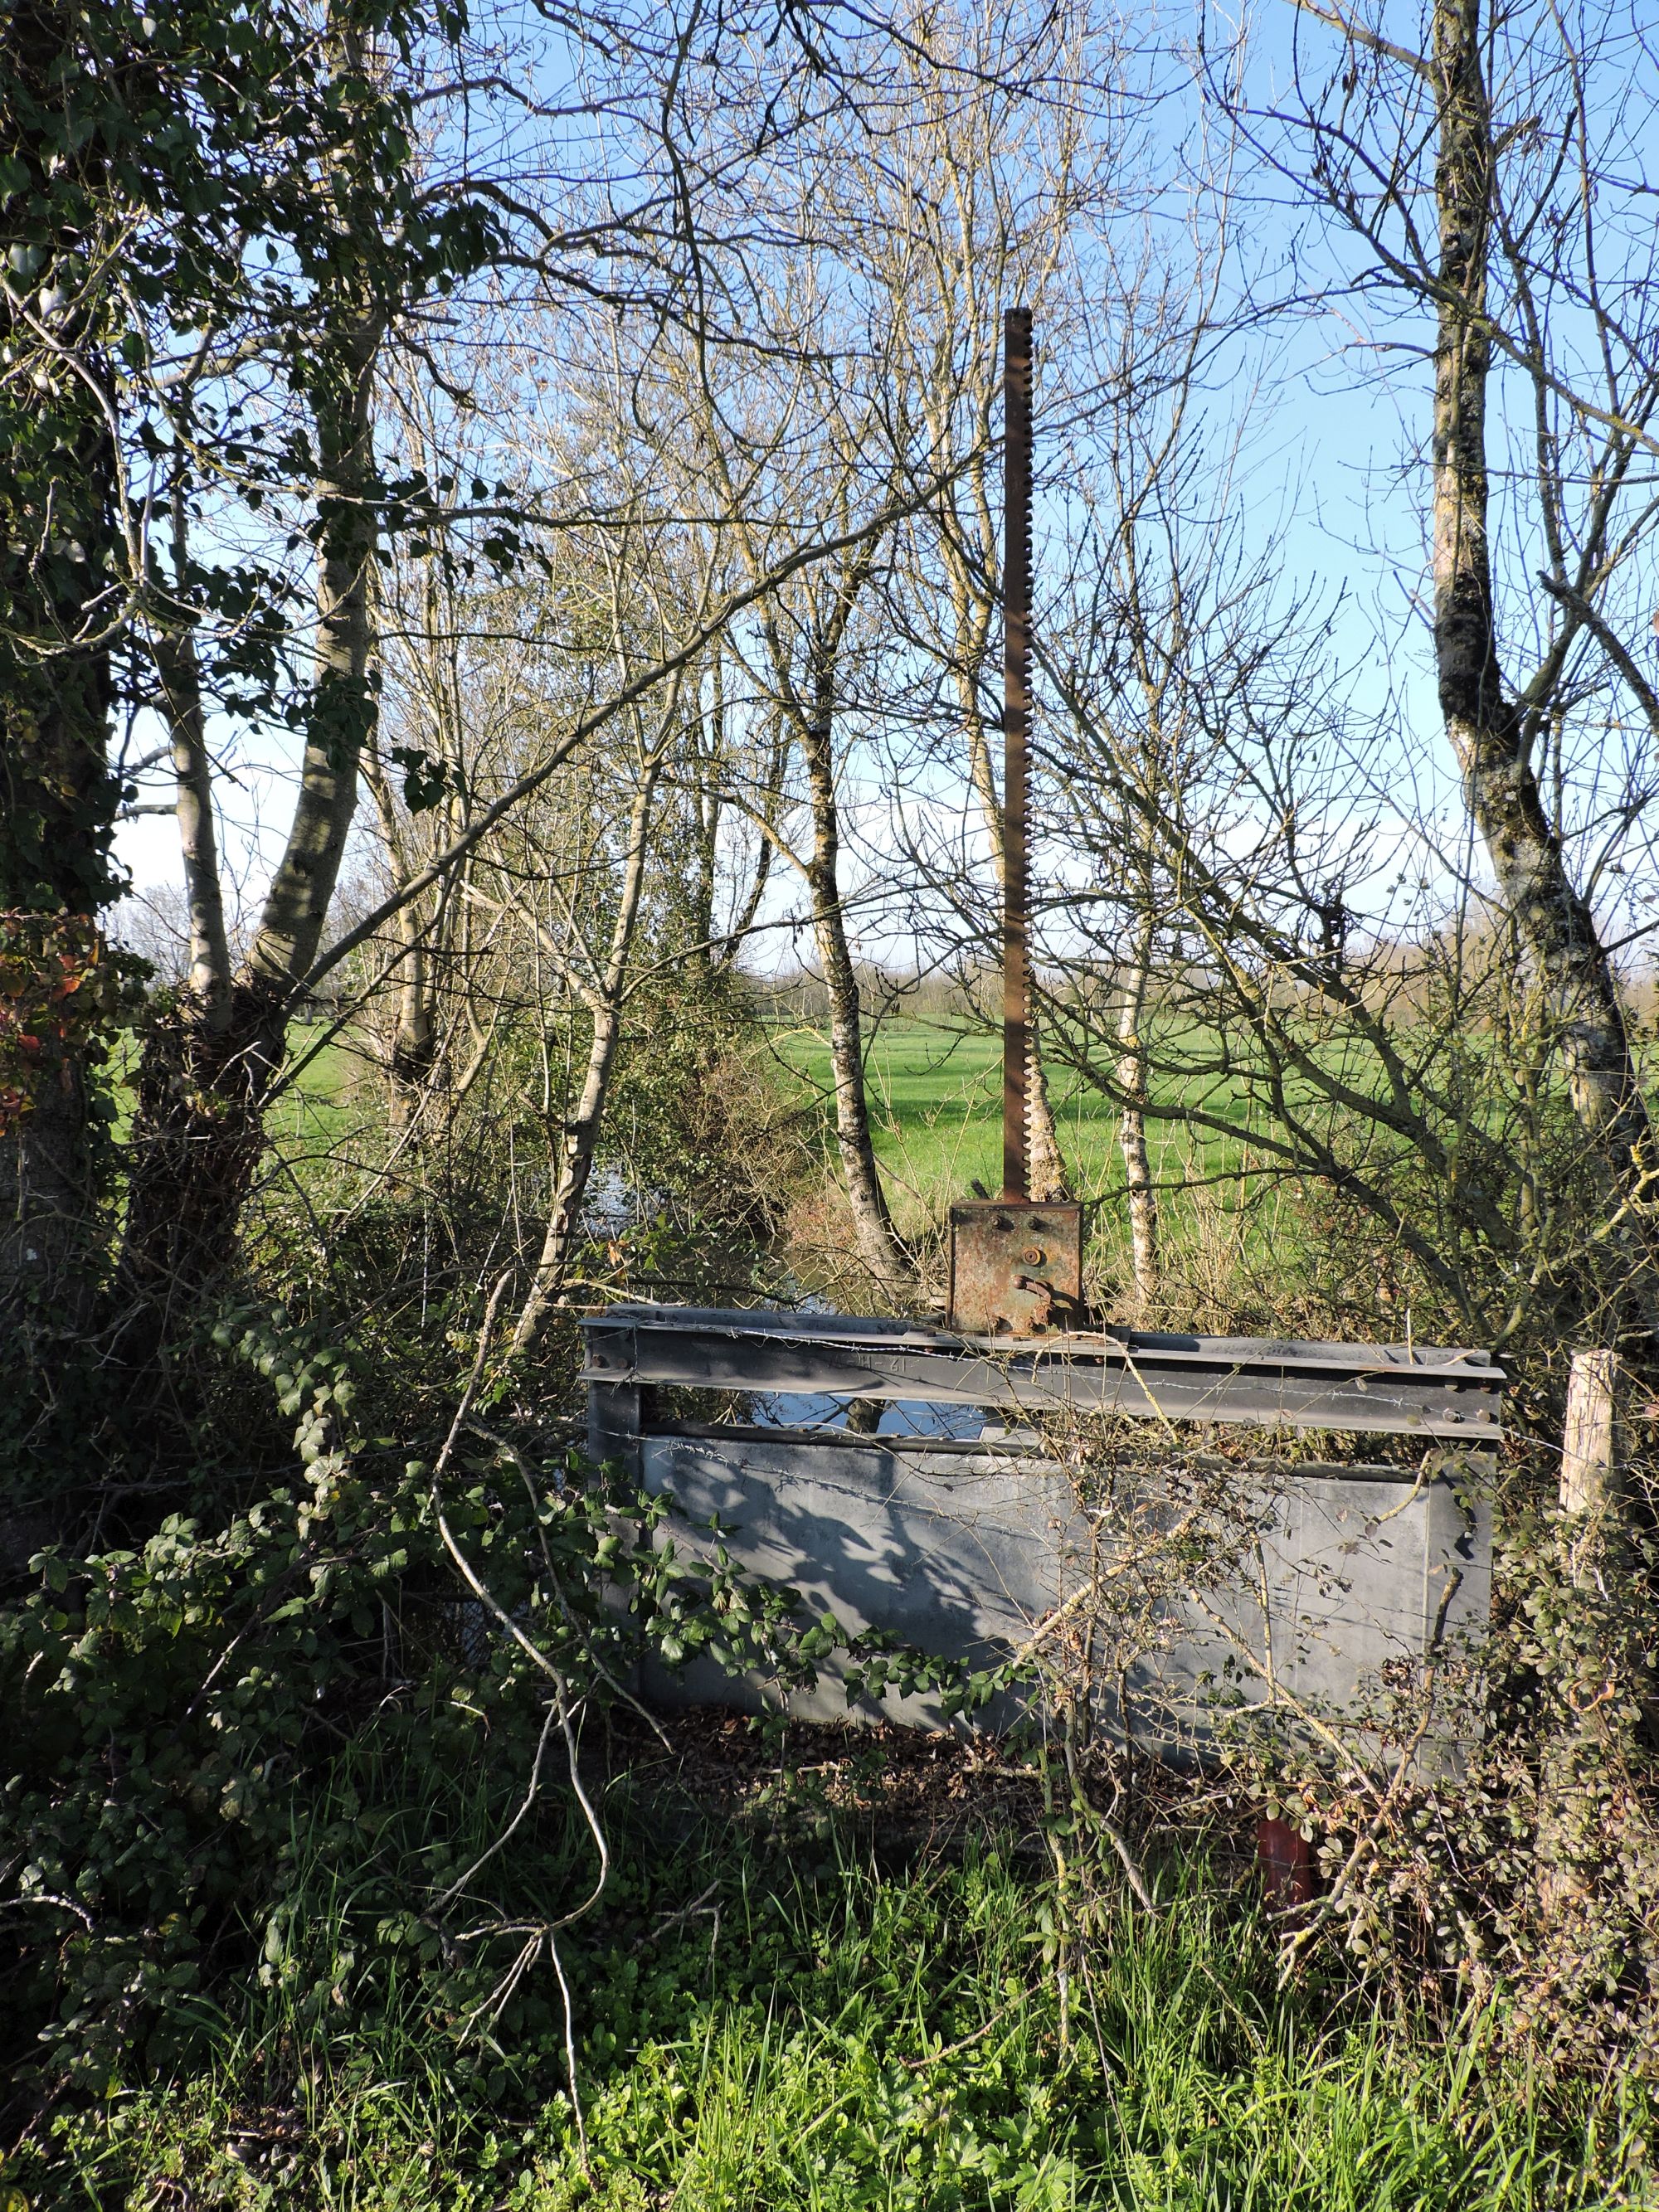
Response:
[22,1782,1652,2211]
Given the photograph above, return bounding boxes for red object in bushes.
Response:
[1256,1817,1316,1903]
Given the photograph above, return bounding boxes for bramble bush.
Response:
[0,1300,864,2102]
[1014,1422,1659,2080]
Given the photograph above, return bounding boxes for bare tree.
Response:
[1224,0,1659,1353]
[505,552,720,1349]
[6,0,1001,1341]
[1113,905,1160,1316]
[634,283,919,1290]
[849,0,1141,1203]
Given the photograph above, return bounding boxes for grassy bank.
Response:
[16,1743,1650,2212]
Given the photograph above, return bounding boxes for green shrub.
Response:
[0,1303,840,2098]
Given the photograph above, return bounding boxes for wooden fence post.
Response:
[1541,1349,1628,1920]
[1560,1349,1622,1527]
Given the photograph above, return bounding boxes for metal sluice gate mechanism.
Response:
[930,307,1502,1437]
[581,304,1504,1445]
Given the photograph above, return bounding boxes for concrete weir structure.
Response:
[581,1305,1500,1751]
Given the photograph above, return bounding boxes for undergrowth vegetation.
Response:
[5,1004,1659,2206]
[16,1797,1656,2211]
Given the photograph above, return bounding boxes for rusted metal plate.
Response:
[947,1199,1085,1334]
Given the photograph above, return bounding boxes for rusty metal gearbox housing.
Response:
[946,1199,1085,1336]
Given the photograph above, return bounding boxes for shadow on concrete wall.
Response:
[639,1436,1491,1764]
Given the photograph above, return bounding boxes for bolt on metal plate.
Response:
[946,1200,1085,1336]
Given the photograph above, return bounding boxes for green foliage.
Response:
[605,969,790,1221]
[1,0,498,610]
[15,1830,1652,2209]
[388,744,457,815]
[0,1300,851,2097]
[0,0,490,924]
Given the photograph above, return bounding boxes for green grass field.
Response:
[188,1008,1579,1332]
[760,1018,1279,1296]
[765,1020,1141,1218]
[159,1016,1157,1234]
[109,1019,363,1161]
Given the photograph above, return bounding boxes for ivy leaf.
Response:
[389,745,451,814]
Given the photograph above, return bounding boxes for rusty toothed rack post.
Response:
[947,307,1086,1334]
[1002,305,1033,1206]
[577,318,1505,1811]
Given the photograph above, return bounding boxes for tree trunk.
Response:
[512,763,663,1355]
[800,689,911,1290]
[1022,1000,1068,1202]
[513,1000,623,1353]
[153,482,235,1025]
[362,745,437,1117]
[0,1,123,1325]
[0,916,104,1325]
[687,648,722,982]
[153,625,234,1021]
[115,574,265,1330]
[121,270,380,1300]
[1430,0,1659,1342]
[1116,918,1158,1318]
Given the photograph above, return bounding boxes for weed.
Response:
[17,1806,1654,2210]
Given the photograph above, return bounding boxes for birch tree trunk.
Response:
[511,1000,623,1351]
[1116,915,1158,1317]
[800,664,911,1291]
[1429,0,1659,1339]
[512,761,664,1354]
[153,619,233,1025]
[119,596,256,1320]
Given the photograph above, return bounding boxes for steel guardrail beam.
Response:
[579,1305,1504,1440]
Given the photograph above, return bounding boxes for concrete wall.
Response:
[639,1432,1491,1759]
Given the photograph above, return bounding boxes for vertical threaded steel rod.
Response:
[1002,306,1033,1203]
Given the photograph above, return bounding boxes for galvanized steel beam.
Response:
[579,1305,1504,1441]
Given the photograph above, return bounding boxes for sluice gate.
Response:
[581,1305,1499,1752]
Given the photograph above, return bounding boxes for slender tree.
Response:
[1228,0,1659,1351]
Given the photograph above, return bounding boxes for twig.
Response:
[899,1996,1019,2069]
[428,1274,611,2171]
[432,1270,514,1484]
[1086,1806,1160,1915]
[645,1879,720,1942]
[465,1412,672,1750]
[428,1695,562,1915]
[1010,1502,1204,1667]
